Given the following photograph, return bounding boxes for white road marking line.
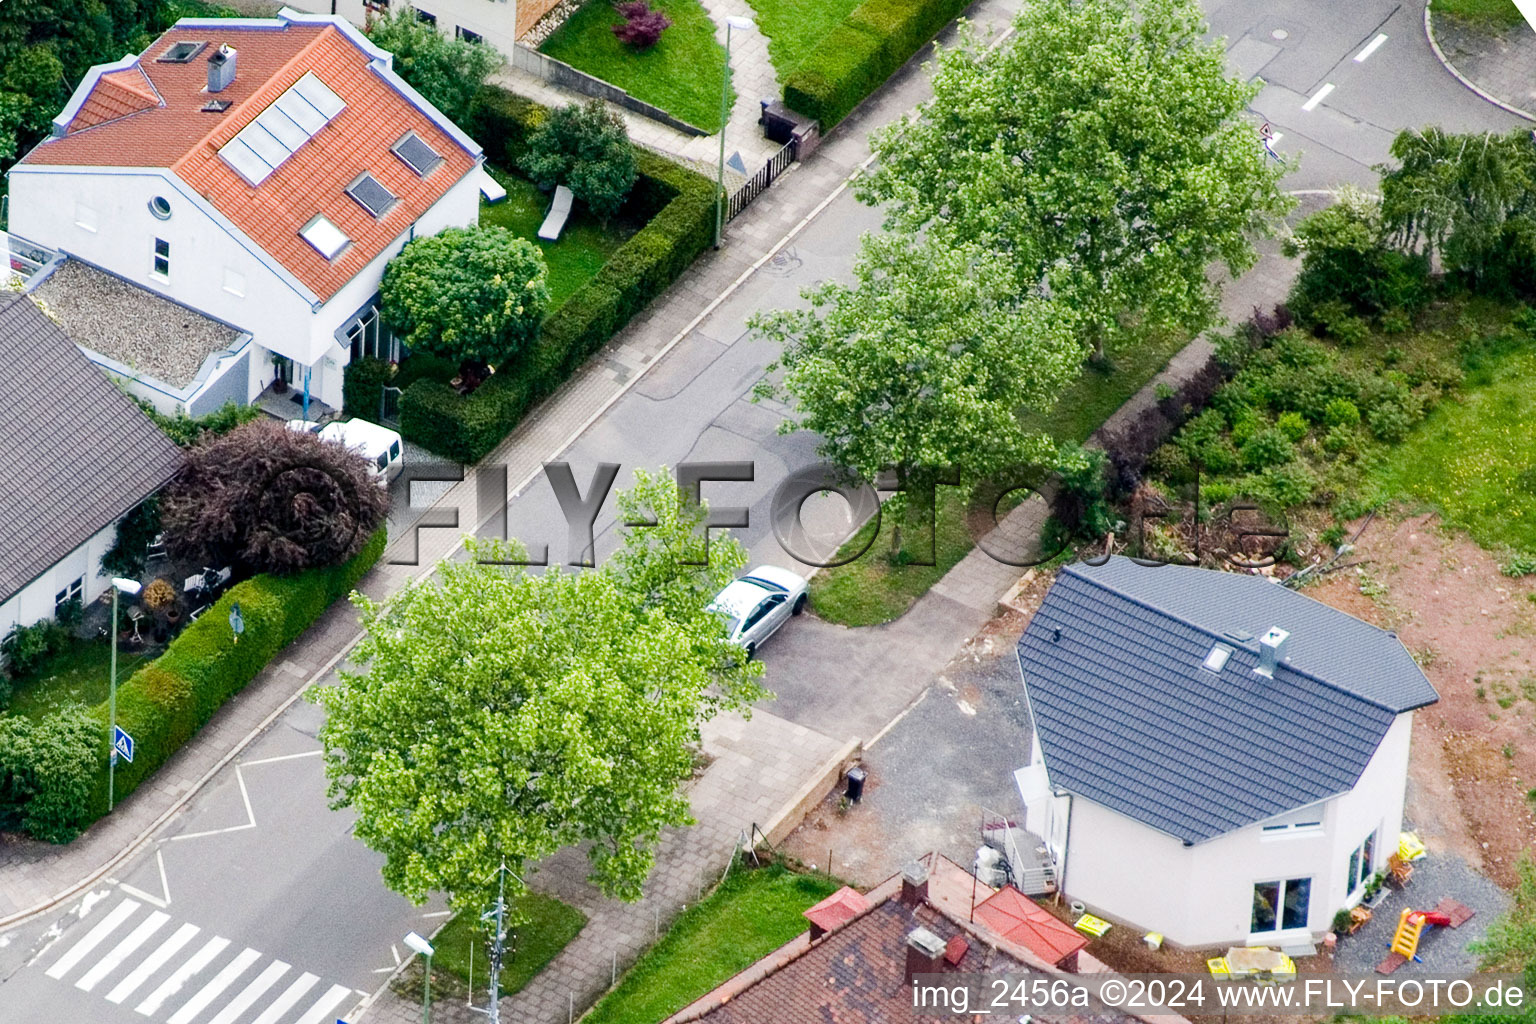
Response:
[241,749,323,767]
[422,910,453,919]
[106,922,200,1004]
[293,982,354,1024]
[135,935,230,1015]
[1354,33,1388,62]
[76,911,169,992]
[205,959,290,1024]
[46,899,140,979]
[118,848,172,909]
[166,946,260,1024]
[1301,82,1334,111]
[249,972,320,1024]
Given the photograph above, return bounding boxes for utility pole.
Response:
[471,861,521,1024]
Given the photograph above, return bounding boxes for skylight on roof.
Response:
[392,131,443,177]
[218,72,346,187]
[158,41,207,63]
[1202,643,1233,674]
[300,215,350,260]
[346,172,398,218]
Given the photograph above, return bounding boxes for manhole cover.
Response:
[1272,28,1289,40]
[764,247,804,277]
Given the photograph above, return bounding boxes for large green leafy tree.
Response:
[520,100,638,223]
[856,0,1291,361]
[750,233,1082,547]
[380,225,549,372]
[365,5,503,125]
[1378,127,1536,290]
[313,469,766,914]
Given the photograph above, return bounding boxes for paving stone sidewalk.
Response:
[1427,5,1536,120]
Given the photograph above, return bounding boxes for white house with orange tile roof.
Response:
[5,7,495,416]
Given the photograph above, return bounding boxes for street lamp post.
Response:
[107,577,142,812]
[405,931,435,1024]
[714,15,754,249]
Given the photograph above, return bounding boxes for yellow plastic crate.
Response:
[1074,913,1111,937]
[1207,957,1231,978]
[1399,831,1427,862]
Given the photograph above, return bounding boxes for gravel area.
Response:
[32,261,243,387]
[1332,833,1511,976]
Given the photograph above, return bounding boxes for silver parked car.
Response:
[709,565,809,658]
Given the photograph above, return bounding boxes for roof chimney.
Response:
[207,44,237,92]
[1254,627,1290,678]
[899,861,929,907]
[904,927,947,985]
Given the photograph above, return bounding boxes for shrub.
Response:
[1501,553,1536,578]
[141,578,175,612]
[1323,426,1358,455]
[0,704,99,842]
[381,226,550,370]
[612,1,671,49]
[139,399,260,448]
[1240,428,1296,471]
[784,0,967,128]
[521,100,639,222]
[1364,390,1424,443]
[101,496,162,579]
[2,618,70,678]
[1052,444,1115,540]
[469,87,549,169]
[1323,398,1361,429]
[365,5,503,123]
[1276,411,1309,443]
[161,420,389,575]
[343,357,394,420]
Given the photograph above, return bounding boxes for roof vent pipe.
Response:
[208,44,236,92]
[1254,627,1290,678]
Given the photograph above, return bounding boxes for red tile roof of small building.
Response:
[20,16,479,303]
[803,886,869,934]
[973,885,1088,966]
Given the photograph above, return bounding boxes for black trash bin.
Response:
[844,765,867,803]
[759,99,799,145]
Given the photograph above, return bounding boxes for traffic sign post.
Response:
[113,726,135,764]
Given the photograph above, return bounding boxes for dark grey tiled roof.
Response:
[0,293,183,604]
[1017,557,1438,844]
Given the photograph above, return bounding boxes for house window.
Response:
[347,306,398,363]
[1346,830,1377,895]
[75,203,97,232]
[152,238,170,279]
[54,576,83,617]
[1252,878,1311,933]
[148,196,172,220]
[223,268,245,297]
[456,25,482,43]
[416,9,437,24]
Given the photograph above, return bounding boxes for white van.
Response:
[288,417,404,483]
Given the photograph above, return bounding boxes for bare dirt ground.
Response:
[1304,511,1536,889]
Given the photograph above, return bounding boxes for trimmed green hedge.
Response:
[343,357,394,420]
[80,529,387,824]
[399,87,715,464]
[783,0,968,128]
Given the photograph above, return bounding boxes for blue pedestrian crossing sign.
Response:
[113,726,135,764]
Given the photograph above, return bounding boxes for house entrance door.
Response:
[1251,877,1311,936]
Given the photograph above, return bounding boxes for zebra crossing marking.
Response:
[46,898,141,980]
[204,959,290,1024]
[165,946,260,1024]
[134,935,231,1016]
[77,911,169,992]
[105,922,201,1005]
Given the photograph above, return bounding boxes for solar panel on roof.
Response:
[292,74,345,119]
[346,173,398,218]
[217,72,346,187]
[392,132,443,177]
[300,215,350,260]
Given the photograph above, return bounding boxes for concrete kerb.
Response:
[757,737,861,848]
[1422,4,1536,122]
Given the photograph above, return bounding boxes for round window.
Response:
[149,196,172,220]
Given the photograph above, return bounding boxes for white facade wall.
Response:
[1026,713,1415,949]
[8,162,484,411]
[0,520,120,637]
[285,0,525,58]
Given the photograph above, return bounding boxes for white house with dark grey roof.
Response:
[0,293,183,636]
[1014,557,1438,949]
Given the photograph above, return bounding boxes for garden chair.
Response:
[538,185,574,241]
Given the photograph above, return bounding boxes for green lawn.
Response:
[4,640,151,721]
[1374,346,1536,556]
[430,891,587,999]
[479,166,636,308]
[742,0,862,77]
[584,863,840,1024]
[539,0,732,132]
[1434,0,1526,31]
[808,329,1187,626]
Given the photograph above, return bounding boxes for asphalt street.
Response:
[1,3,1526,1022]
